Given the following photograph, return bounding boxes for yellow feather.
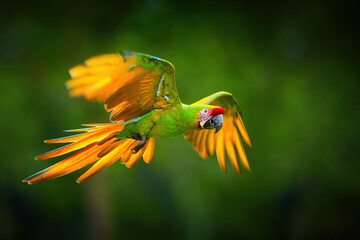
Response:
[199,130,209,159]
[143,138,155,163]
[236,116,252,147]
[66,75,100,88]
[69,65,88,78]
[224,122,240,175]
[83,76,112,100]
[97,140,120,157]
[25,140,117,184]
[120,151,132,164]
[84,54,122,66]
[35,130,107,160]
[184,132,192,140]
[207,130,215,156]
[110,102,131,120]
[36,124,124,160]
[187,132,196,145]
[69,84,94,97]
[76,141,123,183]
[63,128,97,133]
[82,65,116,76]
[232,129,250,171]
[215,130,226,172]
[44,129,102,144]
[43,141,114,180]
[194,130,204,151]
[125,146,146,168]
[120,140,137,163]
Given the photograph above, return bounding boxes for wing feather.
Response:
[199,130,209,159]
[215,130,226,172]
[207,130,215,156]
[235,116,252,147]
[66,52,180,122]
[224,120,241,175]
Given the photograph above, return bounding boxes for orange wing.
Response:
[66,52,180,122]
[184,91,251,174]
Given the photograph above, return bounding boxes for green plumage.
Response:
[23,51,251,184]
[119,104,218,139]
[113,52,221,140]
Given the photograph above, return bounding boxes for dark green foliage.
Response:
[1,0,359,239]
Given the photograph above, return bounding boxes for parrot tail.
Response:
[23,123,155,184]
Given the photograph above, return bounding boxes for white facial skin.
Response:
[199,109,212,128]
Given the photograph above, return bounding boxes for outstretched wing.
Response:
[184,91,251,174]
[66,51,180,122]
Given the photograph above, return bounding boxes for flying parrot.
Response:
[23,52,252,184]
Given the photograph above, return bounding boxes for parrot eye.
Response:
[204,110,208,113]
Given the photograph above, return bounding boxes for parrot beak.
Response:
[203,114,224,133]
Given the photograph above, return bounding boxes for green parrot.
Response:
[23,52,251,184]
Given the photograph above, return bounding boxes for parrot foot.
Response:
[131,135,147,154]
[129,133,142,140]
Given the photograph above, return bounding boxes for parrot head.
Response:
[198,107,225,133]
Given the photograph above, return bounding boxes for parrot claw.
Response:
[131,135,147,153]
[129,133,142,140]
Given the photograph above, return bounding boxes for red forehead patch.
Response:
[211,107,225,116]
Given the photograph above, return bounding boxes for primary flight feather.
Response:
[23,52,251,184]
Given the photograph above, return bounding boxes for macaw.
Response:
[23,52,251,184]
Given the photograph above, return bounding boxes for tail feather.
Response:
[44,132,99,144]
[23,123,156,184]
[63,127,98,133]
[76,140,124,183]
[125,141,149,168]
[143,138,155,163]
[23,142,103,184]
[97,142,119,158]
[35,129,112,160]
[97,132,121,145]
[119,141,137,164]
[35,124,127,160]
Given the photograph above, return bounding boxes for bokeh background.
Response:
[1,0,359,239]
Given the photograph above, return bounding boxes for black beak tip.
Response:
[214,114,224,133]
[215,126,221,133]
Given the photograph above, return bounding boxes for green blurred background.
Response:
[1,0,359,239]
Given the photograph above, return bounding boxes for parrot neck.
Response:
[181,104,209,130]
